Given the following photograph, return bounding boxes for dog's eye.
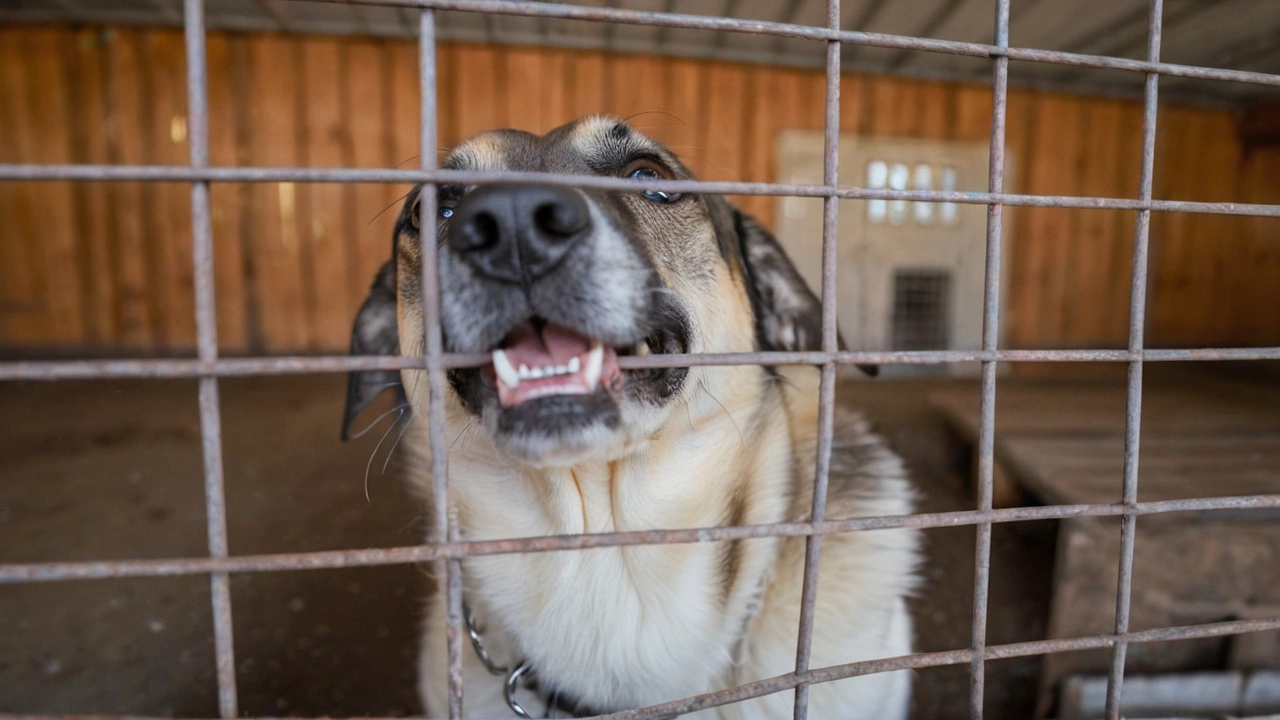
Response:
[410,198,454,228]
[629,166,682,204]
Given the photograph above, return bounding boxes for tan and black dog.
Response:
[344,116,919,719]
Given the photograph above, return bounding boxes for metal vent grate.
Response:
[892,269,952,351]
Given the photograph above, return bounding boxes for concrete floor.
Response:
[0,371,1057,718]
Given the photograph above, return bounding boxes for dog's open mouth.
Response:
[485,318,680,408]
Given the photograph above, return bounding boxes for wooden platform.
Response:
[929,371,1280,507]
[929,368,1280,717]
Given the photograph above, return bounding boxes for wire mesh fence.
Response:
[1,1,1279,719]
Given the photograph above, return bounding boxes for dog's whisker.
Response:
[621,110,685,127]
[381,408,418,477]
[364,406,408,502]
[368,189,417,226]
[347,399,410,440]
[449,419,475,452]
[698,379,744,443]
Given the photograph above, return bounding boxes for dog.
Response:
[343,116,920,719]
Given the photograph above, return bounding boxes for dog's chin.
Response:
[486,393,625,466]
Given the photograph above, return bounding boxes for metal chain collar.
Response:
[463,601,541,719]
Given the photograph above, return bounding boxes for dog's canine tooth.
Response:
[492,350,521,389]
[583,344,604,389]
[634,341,650,356]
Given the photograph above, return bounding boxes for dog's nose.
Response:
[448,184,591,283]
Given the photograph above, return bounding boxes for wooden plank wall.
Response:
[2,24,1277,355]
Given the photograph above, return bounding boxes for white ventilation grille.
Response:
[891,269,952,351]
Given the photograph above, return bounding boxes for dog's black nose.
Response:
[448,184,591,283]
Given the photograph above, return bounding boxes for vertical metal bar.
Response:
[184,0,238,716]
[793,2,841,718]
[1104,2,1162,717]
[416,9,464,719]
[968,0,1010,717]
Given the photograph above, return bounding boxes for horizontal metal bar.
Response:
[4,493,1278,584]
[597,618,1280,720]
[308,0,1280,89]
[0,617,1275,720]
[3,164,1280,218]
[3,347,1280,382]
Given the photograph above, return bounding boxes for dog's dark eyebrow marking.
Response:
[610,121,630,139]
[438,184,464,203]
[623,151,672,172]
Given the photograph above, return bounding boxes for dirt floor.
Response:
[0,369,1061,718]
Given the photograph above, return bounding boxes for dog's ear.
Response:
[732,209,877,377]
[342,260,408,440]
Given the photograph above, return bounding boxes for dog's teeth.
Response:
[583,344,604,389]
[568,356,580,373]
[492,350,520,389]
[634,341,650,356]
[529,366,545,379]
[518,364,531,380]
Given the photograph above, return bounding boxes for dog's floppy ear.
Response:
[732,209,877,377]
[342,260,408,440]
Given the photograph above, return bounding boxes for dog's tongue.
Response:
[504,322,592,368]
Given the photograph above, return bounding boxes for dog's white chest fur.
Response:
[410,373,918,719]
[450,411,785,710]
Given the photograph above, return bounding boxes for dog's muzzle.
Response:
[436,180,690,462]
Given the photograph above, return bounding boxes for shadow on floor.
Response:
[0,371,1058,718]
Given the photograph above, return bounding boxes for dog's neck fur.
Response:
[406,363,798,710]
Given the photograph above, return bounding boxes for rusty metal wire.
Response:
[6,164,1280,218]
[4,347,1280,382]
[967,1,1011,715]
[1,0,1279,719]
[791,3,845,716]
[313,0,1280,89]
[183,0,237,713]
[1103,3,1165,717]
[7,494,1280,584]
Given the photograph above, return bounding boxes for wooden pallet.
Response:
[928,370,1280,717]
[929,374,1280,507]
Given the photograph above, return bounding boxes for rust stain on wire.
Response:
[968,1,1011,715]
[312,0,1280,88]
[3,163,1280,219]
[1104,3,1164,718]
[412,9,465,718]
[791,3,844,716]
[4,347,1280,382]
[183,0,238,715]
[1,618,1277,720]
[5,494,1280,585]
[593,617,1280,720]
